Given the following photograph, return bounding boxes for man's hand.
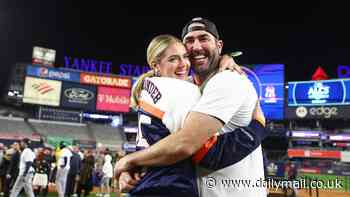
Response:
[114,155,135,181]
[118,171,142,193]
[75,175,80,182]
[219,54,245,75]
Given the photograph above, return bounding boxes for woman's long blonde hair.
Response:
[130,34,182,109]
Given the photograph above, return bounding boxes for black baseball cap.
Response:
[181,17,220,40]
[21,138,31,145]
[59,141,68,148]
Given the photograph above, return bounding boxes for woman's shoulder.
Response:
[146,77,199,91]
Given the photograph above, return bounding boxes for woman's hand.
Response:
[252,101,266,127]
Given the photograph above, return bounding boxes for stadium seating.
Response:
[0,116,126,150]
[87,122,126,146]
[0,116,35,136]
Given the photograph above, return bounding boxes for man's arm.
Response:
[117,118,268,192]
[117,101,267,191]
[116,71,262,176]
[116,111,222,173]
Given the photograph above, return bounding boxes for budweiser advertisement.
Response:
[96,86,130,112]
[23,76,62,106]
[80,73,131,88]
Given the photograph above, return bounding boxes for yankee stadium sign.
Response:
[64,56,113,74]
[64,56,150,77]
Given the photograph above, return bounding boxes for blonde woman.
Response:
[128,34,201,197]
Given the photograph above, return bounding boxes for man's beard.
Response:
[192,51,220,79]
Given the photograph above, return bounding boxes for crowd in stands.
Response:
[0,140,125,197]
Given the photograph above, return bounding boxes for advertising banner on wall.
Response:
[286,79,350,119]
[285,105,350,119]
[60,82,96,111]
[32,46,56,66]
[27,65,80,82]
[96,86,130,112]
[38,106,82,123]
[288,79,350,106]
[80,73,131,88]
[23,76,62,106]
[243,64,285,120]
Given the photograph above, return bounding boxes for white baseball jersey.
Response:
[193,71,266,197]
[58,148,72,170]
[19,148,36,176]
[136,77,201,148]
[133,77,202,196]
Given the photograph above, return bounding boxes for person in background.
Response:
[55,142,72,197]
[0,143,4,167]
[101,149,113,197]
[65,145,82,197]
[94,148,105,197]
[77,150,94,197]
[9,138,36,197]
[33,148,50,197]
[1,148,12,197]
[5,142,21,197]
[0,144,8,196]
[41,147,53,197]
[48,147,57,185]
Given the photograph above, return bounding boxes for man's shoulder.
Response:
[23,148,32,154]
[62,148,72,156]
[205,71,251,90]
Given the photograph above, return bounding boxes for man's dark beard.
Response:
[193,53,220,81]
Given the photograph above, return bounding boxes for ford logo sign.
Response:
[64,88,94,101]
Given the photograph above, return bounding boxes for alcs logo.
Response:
[308,82,330,104]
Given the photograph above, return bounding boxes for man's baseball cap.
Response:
[181,17,219,40]
[21,138,31,145]
[59,141,68,148]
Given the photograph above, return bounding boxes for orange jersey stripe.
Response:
[138,100,165,120]
[192,135,218,164]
